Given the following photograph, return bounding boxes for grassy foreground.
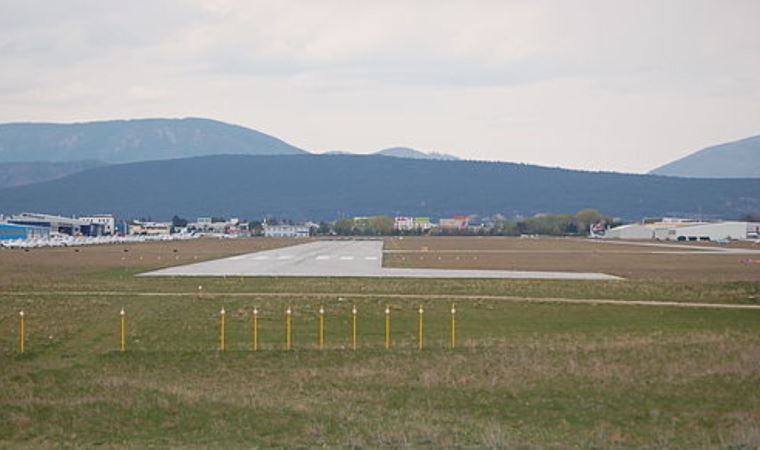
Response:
[0,239,759,447]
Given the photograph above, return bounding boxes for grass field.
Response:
[1,237,759,447]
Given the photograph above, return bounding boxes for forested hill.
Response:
[0,154,757,221]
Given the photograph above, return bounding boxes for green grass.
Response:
[1,254,760,447]
[6,265,760,306]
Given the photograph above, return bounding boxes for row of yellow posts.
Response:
[13,304,458,353]
[221,304,457,352]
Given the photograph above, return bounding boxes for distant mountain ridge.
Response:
[324,147,459,160]
[650,135,760,178]
[0,118,306,163]
[0,154,756,221]
[374,147,460,160]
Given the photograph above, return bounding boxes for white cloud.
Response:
[0,0,758,172]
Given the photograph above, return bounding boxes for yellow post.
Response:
[286,306,292,351]
[120,308,126,352]
[418,304,424,351]
[351,305,358,351]
[219,307,226,352]
[384,305,391,349]
[19,311,25,354]
[450,303,457,349]
[319,306,325,350]
[252,307,259,352]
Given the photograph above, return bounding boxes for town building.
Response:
[394,217,434,232]
[439,216,469,231]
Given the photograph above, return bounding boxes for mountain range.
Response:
[0,117,757,221]
[650,134,760,178]
[0,117,306,165]
[0,154,757,221]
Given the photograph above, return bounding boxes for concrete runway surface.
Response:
[142,240,621,280]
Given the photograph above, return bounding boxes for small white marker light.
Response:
[253,307,259,316]
[286,307,292,315]
[120,308,125,317]
[352,306,357,316]
[451,306,456,315]
[220,307,225,315]
[419,306,424,315]
[319,306,324,315]
[19,310,25,317]
[385,307,390,315]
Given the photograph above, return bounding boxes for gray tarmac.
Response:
[142,240,621,280]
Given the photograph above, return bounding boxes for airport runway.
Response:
[142,240,621,280]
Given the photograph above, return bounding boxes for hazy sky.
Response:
[1,0,759,173]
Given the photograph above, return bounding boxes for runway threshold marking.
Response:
[340,256,354,260]
[316,255,330,260]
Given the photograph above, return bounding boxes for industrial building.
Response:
[604,220,754,241]
[0,223,50,241]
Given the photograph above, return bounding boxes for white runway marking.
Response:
[142,240,621,280]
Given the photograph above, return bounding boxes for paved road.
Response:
[142,240,620,280]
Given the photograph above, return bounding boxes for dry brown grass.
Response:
[384,236,760,281]
[0,237,300,289]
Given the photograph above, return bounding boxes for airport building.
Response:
[7,212,102,236]
[129,221,172,236]
[263,224,310,238]
[603,224,655,240]
[0,223,50,241]
[605,220,752,241]
[748,222,760,239]
[79,214,116,235]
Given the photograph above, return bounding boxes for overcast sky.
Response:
[1,0,758,173]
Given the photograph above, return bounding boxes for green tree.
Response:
[334,219,355,235]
